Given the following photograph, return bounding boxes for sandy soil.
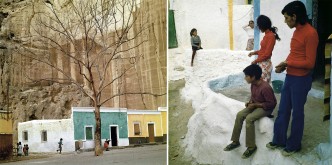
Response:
[168,79,194,165]
[0,153,51,164]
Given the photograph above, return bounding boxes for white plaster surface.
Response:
[81,138,130,149]
[260,0,296,66]
[118,138,130,146]
[169,1,332,164]
[101,138,129,147]
[168,48,331,164]
[172,0,252,50]
[18,119,75,153]
[170,0,299,71]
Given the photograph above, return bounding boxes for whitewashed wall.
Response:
[260,0,295,66]
[18,119,75,153]
[172,0,253,50]
[233,5,254,50]
[171,0,296,63]
[172,0,229,49]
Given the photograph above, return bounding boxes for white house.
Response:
[18,119,75,153]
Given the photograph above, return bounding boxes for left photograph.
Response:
[0,0,167,164]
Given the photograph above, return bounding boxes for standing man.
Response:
[57,138,63,154]
[17,142,23,156]
[266,1,319,156]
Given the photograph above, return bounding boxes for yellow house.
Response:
[0,112,12,134]
[158,107,167,142]
[127,108,167,144]
[0,110,13,158]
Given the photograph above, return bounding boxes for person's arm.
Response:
[191,36,195,47]
[258,88,276,110]
[197,36,202,48]
[287,31,319,69]
[248,86,276,110]
[245,99,253,107]
[253,35,276,64]
[243,25,249,30]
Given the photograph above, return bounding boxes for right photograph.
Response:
[168,0,332,164]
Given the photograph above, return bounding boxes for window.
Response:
[23,131,28,141]
[41,130,47,142]
[248,0,253,4]
[85,126,93,140]
[134,123,141,135]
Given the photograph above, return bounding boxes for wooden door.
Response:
[148,124,155,143]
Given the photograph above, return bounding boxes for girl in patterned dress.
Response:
[248,15,280,83]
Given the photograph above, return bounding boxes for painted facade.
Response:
[0,111,13,153]
[0,111,12,134]
[72,107,129,148]
[17,119,75,152]
[17,106,168,152]
[159,107,168,141]
[170,0,252,50]
[127,110,165,144]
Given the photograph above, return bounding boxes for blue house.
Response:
[72,107,129,149]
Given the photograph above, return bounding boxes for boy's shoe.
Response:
[223,142,240,151]
[281,148,300,156]
[241,146,257,159]
[266,142,284,150]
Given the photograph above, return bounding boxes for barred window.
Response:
[23,131,28,141]
[134,123,140,135]
[85,126,93,140]
[41,130,47,142]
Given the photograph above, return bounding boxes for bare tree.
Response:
[15,0,165,156]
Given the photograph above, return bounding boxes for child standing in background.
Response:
[190,28,202,66]
[243,20,255,51]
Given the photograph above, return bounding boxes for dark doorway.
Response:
[314,0,332,85]
[110,126,118,146]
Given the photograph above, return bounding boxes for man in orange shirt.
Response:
[266,1,319,156]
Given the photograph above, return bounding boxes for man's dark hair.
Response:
[243,64,262,80]
[281,1,308,25]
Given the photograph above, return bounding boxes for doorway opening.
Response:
[110,126,118,146]
[313,0,332,90]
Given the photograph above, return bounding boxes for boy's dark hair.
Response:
[281,1,308,25]
[243,64,262,80]
[190,28,197,36]
[249,20,254,24]
[257,15,281,41]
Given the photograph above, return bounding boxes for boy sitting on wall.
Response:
[223,64,277,159]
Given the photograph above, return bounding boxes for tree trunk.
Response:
[94,106,103,156]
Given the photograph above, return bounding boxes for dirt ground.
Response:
[168,79,194,165]
[0,153,51,164]
[169,79,330,164]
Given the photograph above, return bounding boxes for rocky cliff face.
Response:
[11,83,91,142]
[0,0,166,143]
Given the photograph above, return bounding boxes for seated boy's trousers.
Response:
[231,107,271,148]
